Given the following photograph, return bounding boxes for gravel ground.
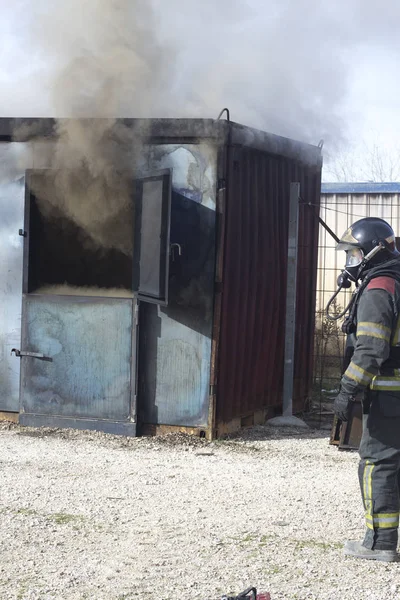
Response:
[0,422,399,600]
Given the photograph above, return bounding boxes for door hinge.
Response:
[131,396,137,422]
[134,304,139,326]
[217,179,226,214]
[209,384,217,396]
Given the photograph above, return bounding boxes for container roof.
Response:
[322,182,400,194]
[0,117,322,167]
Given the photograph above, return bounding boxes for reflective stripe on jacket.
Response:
[341,275,400,396]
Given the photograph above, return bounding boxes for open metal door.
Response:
[16,169,141,435]
[133,170,172,305]
[16,167,172,435]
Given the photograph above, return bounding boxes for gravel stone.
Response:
[0,422,399,600]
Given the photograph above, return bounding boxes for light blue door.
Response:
[19,295,136,432]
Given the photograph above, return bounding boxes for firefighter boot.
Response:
[344,540,399,562]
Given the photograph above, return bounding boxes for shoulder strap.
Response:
[342,263,400,334]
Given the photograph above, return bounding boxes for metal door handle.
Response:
[11,349,53,362]
[170,243,182,262]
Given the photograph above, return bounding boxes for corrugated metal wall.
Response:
[216,145,321,424]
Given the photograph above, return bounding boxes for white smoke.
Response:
[28,0,176,119]
[25,119,141,257]
[3,0,400,148]
[6,1,178,256]
[3,0,400,188]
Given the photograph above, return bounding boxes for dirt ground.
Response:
[0,421,399,600]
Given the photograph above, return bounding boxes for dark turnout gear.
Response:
[332,217,400,559]
[358,394,400,552]
[335,272,400,553]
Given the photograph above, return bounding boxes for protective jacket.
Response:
[339,260,400,551]
[341,262,400,396]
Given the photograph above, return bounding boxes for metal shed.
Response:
[0,117,322,438]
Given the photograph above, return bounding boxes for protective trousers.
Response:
[359,391,400,551]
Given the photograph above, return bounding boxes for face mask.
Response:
[327,241,386,322]
[345,247,364,269]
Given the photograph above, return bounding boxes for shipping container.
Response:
[0,117,322,437]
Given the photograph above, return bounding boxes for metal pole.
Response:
[282,182,300,417]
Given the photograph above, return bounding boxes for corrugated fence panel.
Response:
[216,145,321,424]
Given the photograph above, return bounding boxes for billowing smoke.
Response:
[30,0,175,119]
[4,0,400,145]
[3,0,400,249]
[25,119,141,257]
[11,0,177,257]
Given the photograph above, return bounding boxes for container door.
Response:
[133,170,172,306]
[16,168,140,434]
[19,295,136,433]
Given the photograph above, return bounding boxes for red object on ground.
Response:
[221,588,271,600]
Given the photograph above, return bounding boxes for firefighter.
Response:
[332,217,400,562]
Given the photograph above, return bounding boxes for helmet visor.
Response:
[345,247,364,268]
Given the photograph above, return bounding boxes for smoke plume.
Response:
[27,119,140,257]
[4,0,400,144]
[12,0,177,258]
[3,0,400,252]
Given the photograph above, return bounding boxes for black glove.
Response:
[334,391,355,422]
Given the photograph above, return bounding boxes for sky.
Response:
[1,0,400,182]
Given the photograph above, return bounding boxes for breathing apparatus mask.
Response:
[326,243,385,322]
[339,243,384,288]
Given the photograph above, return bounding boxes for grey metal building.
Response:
[0,117,322,438]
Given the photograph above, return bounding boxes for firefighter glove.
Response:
[333,391,355,422]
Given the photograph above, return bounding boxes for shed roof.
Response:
[0,117,322,167]
[321,182,400,194]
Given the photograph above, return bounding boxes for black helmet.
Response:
[337,217,399,281]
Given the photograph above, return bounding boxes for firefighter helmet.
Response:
[337,217,399,281]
